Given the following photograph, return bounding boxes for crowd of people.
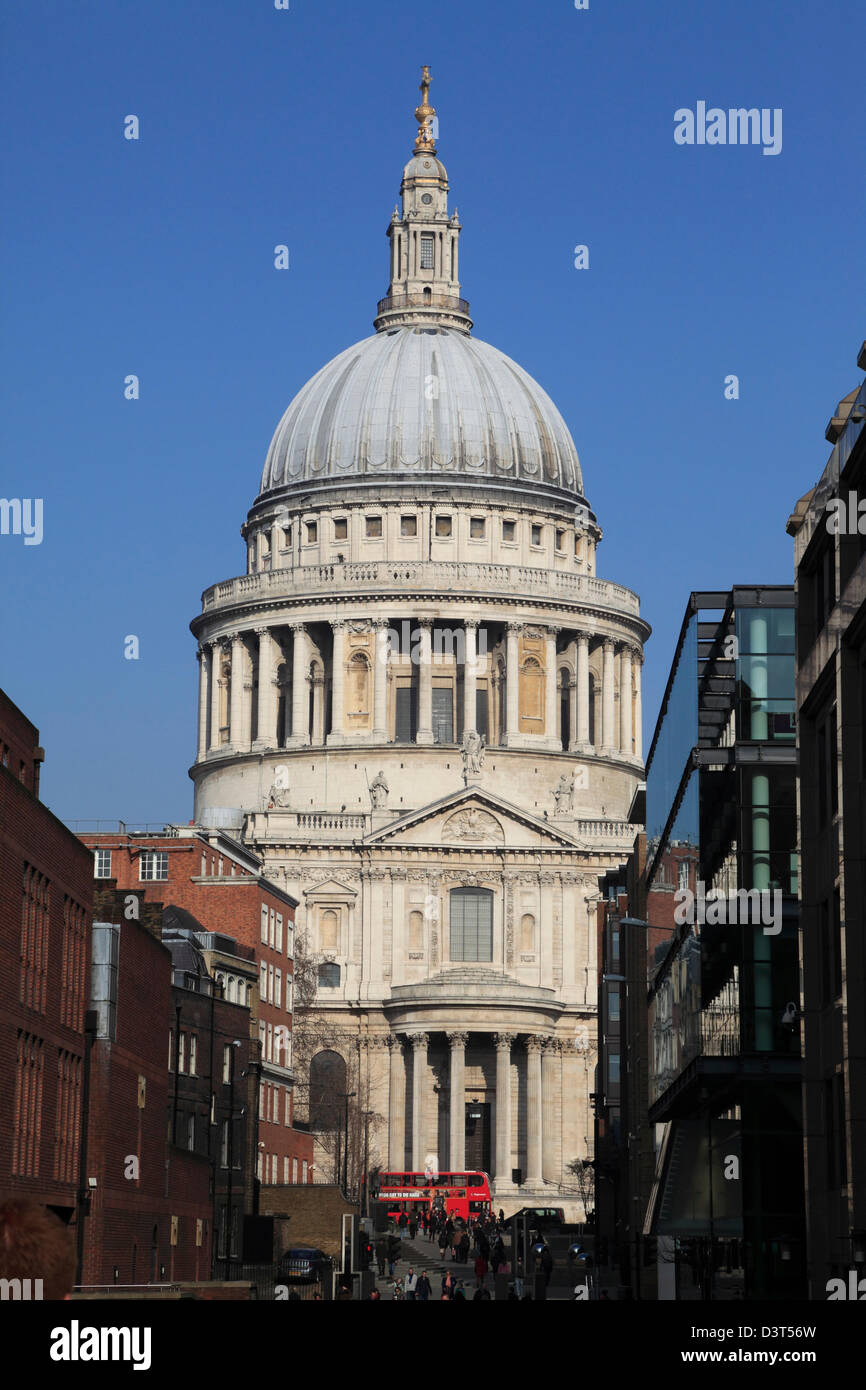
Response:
[368,1207,553,1300]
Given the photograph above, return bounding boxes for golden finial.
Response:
[413,64,437,154]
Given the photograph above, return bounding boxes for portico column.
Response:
[633,651,643,761]
[287,623,309,747]
[504,623,521,745]
[196,646,208,760]
[601,638,616,753]
[373,619,389,741]
[493,1033,515,1186]
[448,1032,468,1171]
[229,634,246,749]
[620,645,633,757]
[544,627,559,747]
[388,1036,406,1169]
[327,620,346,746]
[526,1037,544,1187]
[255,627,278,749]
[541,1039,562,1184]
[410,1032,429,1169]
[573,632,591,750]
[462,622,478,739]
[416,619,434,745]
[208,640,223,750]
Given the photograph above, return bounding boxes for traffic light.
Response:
[352,1216,373,1272]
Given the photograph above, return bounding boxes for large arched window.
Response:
[318,961,341,989]
[450,887,493,963]
[309,1049,347,1131]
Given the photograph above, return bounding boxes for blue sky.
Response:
[1,0,863,823]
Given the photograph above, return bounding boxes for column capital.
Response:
[525,1035,545,1054]
[373,616,390,630]
[543,1037,566,1055]
[463,618,480,632]
[506,621,523,635]
[545,624,561,638]
[387,1033,404,1052]
[417,616,433,631]
[331,618,347,632]
[408,1031,429,1050]
[602,636,616,653]
[493,1032,516,1052]
[254,625,271,639]
[289,621,305,636]
[196,645,207,662]
[447,1031,469,1050]
[230,631,245,646]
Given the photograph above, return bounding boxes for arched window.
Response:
[409,910,424,951]
[319,909,339,952]
[309,1049,347,1131]
[520,913,536,954]
[348,652,370,721]
[450,887,493,963]
[318,961,341,989]
[520,657,544,727]
[559,667,571,750]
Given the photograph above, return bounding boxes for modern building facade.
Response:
[787,340,866,1298]
[642,588,805,1299]
[186,70,650,1206]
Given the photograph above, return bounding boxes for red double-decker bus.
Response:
[373,1170,493,1224]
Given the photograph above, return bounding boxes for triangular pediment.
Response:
[302,876,359,899]
[362,785,581,849]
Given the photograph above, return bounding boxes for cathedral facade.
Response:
[189,71,649,1210]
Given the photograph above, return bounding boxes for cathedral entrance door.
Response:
[464,1102,491,1174]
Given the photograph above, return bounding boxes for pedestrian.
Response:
[540,1243,553,1288]
[388,1233,401,1278]
[454,1280,467,1300]
[459,1230,470,1265]
[391,1276,405,1300]
[375,1236,387,1278]
[368,1289,381,1300]
[398,1209,409,1238]
[416,1271,432,1301]
[474,1252,488,1288]
[442,1271,457,1298]
[405,1267,419,1300]
[409,1216,418,1241]
[438,1225,449,1260]
[498,1208,505,1227]
[472,1286,491,1301]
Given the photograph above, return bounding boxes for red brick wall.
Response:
[0,687,42,795]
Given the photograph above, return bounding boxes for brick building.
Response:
[0,688,92,1228]
[78,825,313,1187]
[82,886,212,1286]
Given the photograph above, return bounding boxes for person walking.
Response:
[405,1267,419,1300]
[408,1215,418,1241]
[416,1271,432,1301]
[474,1251,488,1288]
[540,1243,554,1289]
[387,1233,401,1278]
[438,1224,449,1261]
[375,1236,387,1278]
[441,1271,457,1299]
[397,1209,409,1239]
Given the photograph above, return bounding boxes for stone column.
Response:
[493,1033,515,1186]
[208,641,223,750]
[229,634,246,749]
[255,628,278,749]
[620,645,633,757]
[327,620,346,746]
[574,632,591,750]
[388,1036,406,1170]
[462,621,478,739]
[373,619,389,741]
[409,1033,429,1169]
[544,626,559,747]
[601,638,616,753]
[633,651,643,761]
[447,1032,468,1171]
[504,623,521,745]
[526,1037,543,1187]
[541,1039,562,1184]
[287,623,309,747]
[416,619,434,745]
[312,666,326,746]
[196,646,208,760]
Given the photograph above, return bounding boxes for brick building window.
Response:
[274,968,282,1009]
[276,913,283,953]
[94,849,112,879]
[21,865,50,1012]
[260,961,268,1001]
[139,851,168,881]
[261,904,268,942]
[12,1032,44,1176]
[188,1034,197,1076]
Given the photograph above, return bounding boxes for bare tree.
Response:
[564,1157,595,1218]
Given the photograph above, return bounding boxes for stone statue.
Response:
[370,769,389,808]
[266,781,290,810]
[461,728,485,778]
[553,772,574,814]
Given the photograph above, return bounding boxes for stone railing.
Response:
[201,560,641,617]
[244,809,637,845]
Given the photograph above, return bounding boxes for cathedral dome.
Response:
[258,326,585,505]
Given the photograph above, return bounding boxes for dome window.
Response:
[420,233,434,269]
[333,517,348,541]
[502,519,516,543]
[556,529,566,551]
[470,516,485,539]
[305,521,318,544]
[531,524,543,547]
[365,515,382,538]
[281,526,291,549]
[435,514,452,538]
[400,514,417,537]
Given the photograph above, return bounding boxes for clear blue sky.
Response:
[1,0,863,823]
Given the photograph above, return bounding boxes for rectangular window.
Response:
[305,521,318,543]
[502,519,516,542]
[187,1114,195,1152]
[189,1034,197,1076]
[178,1032,186,1074]
[449,888,493,963]
[302,1160,307,1183]
[365,515,382,538]
[223,1044,231,1084]
[281,526,292,549]
[608,1054,621,1085]
[261,905,269,943]
[292,1157,299,1183]
[608,986,621,1022]
[470,516,485,539]
[270,909,276,948]
[260,961,268,1000]
[139,851,168,881]
[285,1089,291,1126]
[420,233,434,269]
[334,517,348,540]
[276,913,283,953]
[267,1022,273,1063]
[555,529,565,551]
[274,968,282,1009]
[283,1156,289,1183]
[400,514,417,537]
[395,685,417,743]
[94,849,112,879]
[268,963,275,1003]
[432,687,454,745]
[531,524,543,546]
[286,976,294,1013]
[435,515,452,538]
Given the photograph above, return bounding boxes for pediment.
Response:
[302,877,359,900]
[362,785,580,849]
